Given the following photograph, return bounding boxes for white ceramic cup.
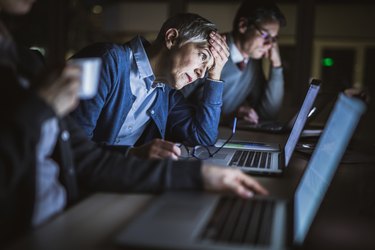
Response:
[68,57,102,99]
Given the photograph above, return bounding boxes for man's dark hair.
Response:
[233,0,286,32]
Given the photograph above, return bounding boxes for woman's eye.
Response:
[200,53,207,61]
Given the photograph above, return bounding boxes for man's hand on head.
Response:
[266,42,282,68]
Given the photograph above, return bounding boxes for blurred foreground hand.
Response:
[201,164,268,198]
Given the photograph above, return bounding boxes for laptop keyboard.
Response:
[229,150,272,169]
[200,197,275,246]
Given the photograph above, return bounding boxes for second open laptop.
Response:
[115,93,366,250]
[198,79,321,175]
[236,111,297,134]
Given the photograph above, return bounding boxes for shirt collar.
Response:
[228,33,248,64]
[129,35,165,91]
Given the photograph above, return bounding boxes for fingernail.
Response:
[246,191,254,198]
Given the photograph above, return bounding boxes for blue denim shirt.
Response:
[115,36,164,146]
[70,37,224,147]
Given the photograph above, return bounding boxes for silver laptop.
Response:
[236,106,317,134]
[236,81,321,134]
[200,79,321,175]
[236,109,297,134]
[115,93,366,250]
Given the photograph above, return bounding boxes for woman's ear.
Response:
[238,17,248,34]
[165,28,179,49]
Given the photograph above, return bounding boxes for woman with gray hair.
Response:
[71,13,230,159]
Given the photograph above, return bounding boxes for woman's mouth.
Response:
[186,73,193,83]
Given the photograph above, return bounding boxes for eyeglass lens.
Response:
[255,25,277,43]
[178,117,237,160]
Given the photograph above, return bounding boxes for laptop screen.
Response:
[293,94,366,245]
[284,80,321,166]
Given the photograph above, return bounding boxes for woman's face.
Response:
[166,42,214,90]
[0,0,36,15]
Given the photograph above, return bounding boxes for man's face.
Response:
[167,42,214,90]
[237,20,280,59]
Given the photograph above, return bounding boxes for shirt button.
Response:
[128,126,133,130]
[150,110,155,115]
[61,130,70,141]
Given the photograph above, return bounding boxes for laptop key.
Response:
[229,151,242,166]
[258,200,275,244]
[253,152,261,168]
[238,151,249,167]
[244,151,255,167]
[266,153,272,169]
[218,199,243,242]
[231,199,253,243]
[244,199,262,244]
[262,153,267,167]
[201,197,233,241]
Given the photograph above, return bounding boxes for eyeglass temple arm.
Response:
[232,117,237,134]
[209,117,237,156]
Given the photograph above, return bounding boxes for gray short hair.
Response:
[155,13,217,46]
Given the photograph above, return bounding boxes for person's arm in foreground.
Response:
[202,164,268,198]
[0,65,80,246]
[68,114,268,198]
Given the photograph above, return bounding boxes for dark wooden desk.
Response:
[7,128,375,250]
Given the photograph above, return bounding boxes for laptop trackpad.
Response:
[116,193,218,246]
[153,202,204,222]
[198,152,228,159]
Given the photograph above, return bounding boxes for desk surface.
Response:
[7,128,375,250]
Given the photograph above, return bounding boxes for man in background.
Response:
[182,0,286,125]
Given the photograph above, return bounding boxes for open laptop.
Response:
[200,79,321,175]
[236,111,296,134]
[236,108,316,134]
[115,93,366,250]
[236,79,321,134]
